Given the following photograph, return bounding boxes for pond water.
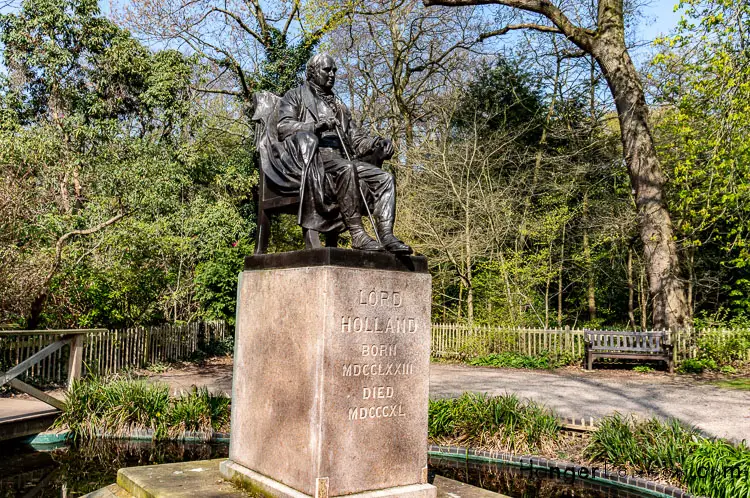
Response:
[429,455,657,498]
[0,440,657,498]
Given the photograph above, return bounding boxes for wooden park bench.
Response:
[584,329,674,373]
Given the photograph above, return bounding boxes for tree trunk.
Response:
[593,43,687,330]
[583,192,596,322]
[639,264,648,331]
[422,0,690,330]
[627,245,636,329]
[557,223,565,328]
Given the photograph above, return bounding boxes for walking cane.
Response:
[334,123,382,245]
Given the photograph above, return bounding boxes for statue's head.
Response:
[306,53,337,92]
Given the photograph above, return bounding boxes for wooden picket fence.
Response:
[431,323,750,363]
[0,321,228,384]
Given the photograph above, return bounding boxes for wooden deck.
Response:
[0,396,61,441]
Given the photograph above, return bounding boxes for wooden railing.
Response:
[430,323,750,363]
[0,329,92,410]
[0,321,228,384]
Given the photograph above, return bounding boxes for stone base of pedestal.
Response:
[220,460,437,498]
[226,248,434,498]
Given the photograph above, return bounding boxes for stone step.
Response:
[433,475,510,498]
[84,460,511,498]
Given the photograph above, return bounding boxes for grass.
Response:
[632,365,654,373]
[55,376,230,441]
[430,396,749,497]
[712,378,750,390]
[55,376,749,497]
[583,414,750,497]
[583,413,701,478]
[428,393,560,454]
[683,439,750,498]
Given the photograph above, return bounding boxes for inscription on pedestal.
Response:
[339,287,418,423]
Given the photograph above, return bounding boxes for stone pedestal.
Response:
[221,248,436,498]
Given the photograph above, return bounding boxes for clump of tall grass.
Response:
[428,393,560,454]
[585,414,750,497]
[584,413,701,477]
[683,439,750,498]
[55,376,230,441]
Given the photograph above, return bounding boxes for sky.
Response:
[639,1,684,41]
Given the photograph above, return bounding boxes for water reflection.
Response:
[429,455,657,498]
[0,439,228,497]
[1,441,659,498]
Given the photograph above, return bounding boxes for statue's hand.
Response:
[314,117,339,134]
[380,138,395,159]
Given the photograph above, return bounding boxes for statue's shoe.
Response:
[351,230,385,252]
[381,234,413,255]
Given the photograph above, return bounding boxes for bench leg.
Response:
[587,354,593,370]
[255,207,271,255]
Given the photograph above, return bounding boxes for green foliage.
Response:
[696,332,750,366]
[712,378,750,390]
[0,0,256,328]
[169,386,231,433]
[677,329,750,373]
[585,411,750,496]
[194,242,249,325]
[652,0,750,321]
[56,377,231,440]
[428,393,559,453]
[677,358,715,374]
[683,438,750,498]
[257,26,318,95]
[451,58,543,140]
[468,351,575,370]
[584,413,701,477]
[632,365,654,373]
[188,336,235,361]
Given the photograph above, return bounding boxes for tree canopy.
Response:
[1,0,749,331]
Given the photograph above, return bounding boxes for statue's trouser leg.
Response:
[355,164,396,223]
[321,153,383,251]
[356,165,412,254]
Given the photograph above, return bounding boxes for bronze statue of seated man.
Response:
[256,53,412,254]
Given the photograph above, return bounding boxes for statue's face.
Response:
[312,56,337,91]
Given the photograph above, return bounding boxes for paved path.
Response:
[143,361,750,443]
[429,364,750,443]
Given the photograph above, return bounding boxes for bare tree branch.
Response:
[423,0,596,51]
[479,23,561,41]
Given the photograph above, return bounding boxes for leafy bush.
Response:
[683,439,750,498]
[719,365,737,374]
[428,393,559,453]
[202,336,234,357]
[632,365,654,373]
[677,358,718,374]
[56,377,230,440]
[469,350,575,369]
[696,333,750,367]
[584,413,700,476]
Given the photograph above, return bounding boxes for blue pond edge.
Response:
[427,444,696,498]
